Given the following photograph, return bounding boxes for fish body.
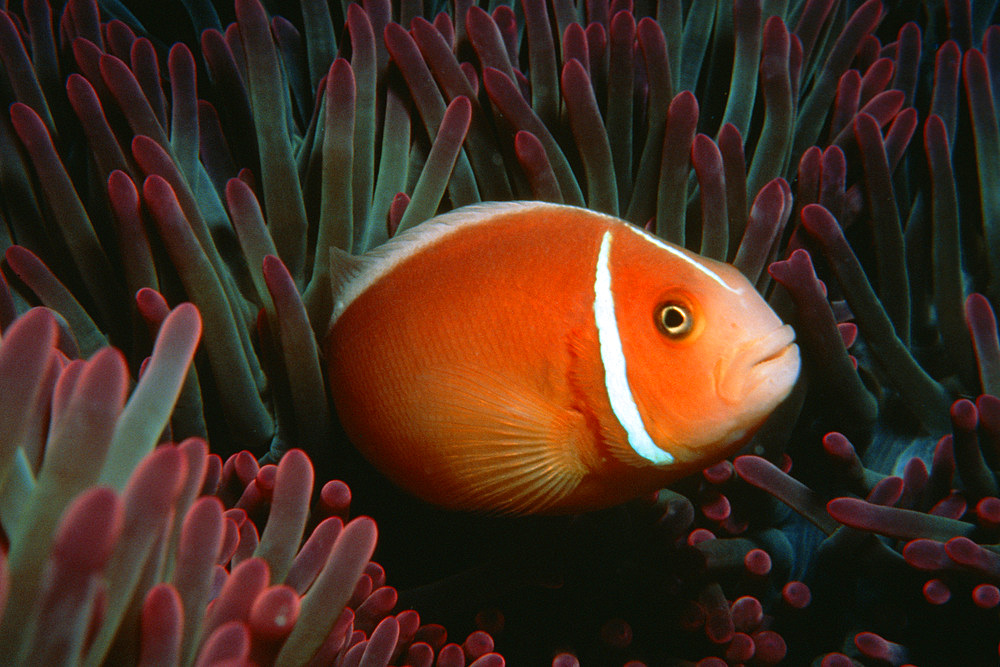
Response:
[326,202,799,514]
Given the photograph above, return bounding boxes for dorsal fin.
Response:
[329,245,369,318]
[329,201,579,324]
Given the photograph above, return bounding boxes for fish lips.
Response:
[717,324,800,408]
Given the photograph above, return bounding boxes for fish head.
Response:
[611,230,800,469]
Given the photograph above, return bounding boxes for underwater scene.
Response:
[1,0,999,664]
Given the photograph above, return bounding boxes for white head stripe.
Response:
[622,225,736,292]
[593,231,674,466]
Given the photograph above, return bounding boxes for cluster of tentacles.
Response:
[0,307,503,665]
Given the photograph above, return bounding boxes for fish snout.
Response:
[717,324,800,406]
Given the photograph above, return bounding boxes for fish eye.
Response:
[656,303,694,338]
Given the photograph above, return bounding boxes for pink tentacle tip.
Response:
[744,548,772,576]
[781,581,812,609]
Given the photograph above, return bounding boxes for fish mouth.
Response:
[718,324,800,404]
[752,324,798,368]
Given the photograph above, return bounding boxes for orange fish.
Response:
[326,202,799,514]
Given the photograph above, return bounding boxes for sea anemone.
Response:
[1,0,1000,664]
[0,306,501,665]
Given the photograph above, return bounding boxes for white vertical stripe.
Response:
[593,231,674,466]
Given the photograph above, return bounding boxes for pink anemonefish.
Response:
[326,202,800,514]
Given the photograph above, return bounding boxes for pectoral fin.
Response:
[418,366,589,514]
